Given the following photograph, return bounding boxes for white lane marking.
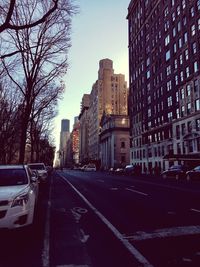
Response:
[56,265,90,267]
[71,207,88,223]
[110,187,118,190]
[191,208,200,213]
[126,188,148,196]
[79,229,90,243]
[42,178,53,267]
[97,179,104,183]
[123,225,200,241]
[59,174,154,267]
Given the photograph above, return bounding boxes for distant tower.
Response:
[61,119,70,132]
[59,119,70,167]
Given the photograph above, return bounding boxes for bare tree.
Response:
[1,0,76,163]
[0,0,60,33]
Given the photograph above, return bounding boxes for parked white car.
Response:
[0,165,39,229]
[28,163,48,182]
[84,164,96,171]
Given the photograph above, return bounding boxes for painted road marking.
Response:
[56,265,90,267]
[59,174,154,267]
[97,179,104,183]
[110,187,118,190]
[42,176,53,267]
[123,225,200,241]
[71,207,88,223]
[191,208,200,213]
[126,188,148,196]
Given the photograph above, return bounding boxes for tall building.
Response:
[78,94,90,163]
[61,119,70,132]
[71,117,80,164]
[59,119,70,167]
[127,0,200,173]
[88,58,128,163]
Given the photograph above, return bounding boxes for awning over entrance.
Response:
[163,153,200,161]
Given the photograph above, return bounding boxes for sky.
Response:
[53,0,130,151]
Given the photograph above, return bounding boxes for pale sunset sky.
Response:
[53,0,130,150]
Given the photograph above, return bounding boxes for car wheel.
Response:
[186,174,190,181]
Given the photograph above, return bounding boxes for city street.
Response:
[1,170,200,267]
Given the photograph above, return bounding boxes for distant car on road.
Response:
[124,165,136,175]
[0,164,39,229]
[185,166,200,181]
[161,165,187,180]
[28,163,48,182]
[83,164,96,172]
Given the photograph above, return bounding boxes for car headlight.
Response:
[11,193,29,207]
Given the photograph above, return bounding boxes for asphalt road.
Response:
[0,170,200,267]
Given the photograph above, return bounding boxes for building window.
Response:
[181,88,185,99]
[187,103,191,114]
[192,42,197,54]
[194,61,199,72]
[186,67,190,78]
[174,43,177,53]
[168,112,173,121]
[176,91,179,102]
[182,0,186,9]
[167,80,172,91]
[181,106,185,117]
[167,96,172,107]
[174,59,178,69]
[196,118,200,130]
[181,123,186,135]
[166,50,170,61]
[176,108,180,118]
[180,54,183,65]
[184,32,188,43]
[186,84,191,96]
[190,7,195,17]
[176,125,180,139]
[180,71,184,82]
[194,79,199,92]
[165,35,170,46]
[185,49,189,60]
[166,65,171,76]
[175,75,178,85]
[195,99,200,111]
[191,24,196,36]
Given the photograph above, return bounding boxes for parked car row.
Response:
[161,165,200,181]
[108,165,141,176]
[0,163,50,230]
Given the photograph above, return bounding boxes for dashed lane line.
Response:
[191,208,200,213]
[59,174,154,267]
[126,188,148,196]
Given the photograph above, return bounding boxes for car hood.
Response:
[0,185,29,200]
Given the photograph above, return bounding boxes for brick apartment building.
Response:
[127,0,200,173]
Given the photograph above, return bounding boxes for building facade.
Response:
[99,114,130,170]
[88,58,128,164]
[78,94,90,164]
[59,119,70,167]
[127,0,200,173]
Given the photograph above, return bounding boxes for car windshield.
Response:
[0,169,28,186]
[194,166,200,170]
[170,165,182,170]
[29,164,45,170]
